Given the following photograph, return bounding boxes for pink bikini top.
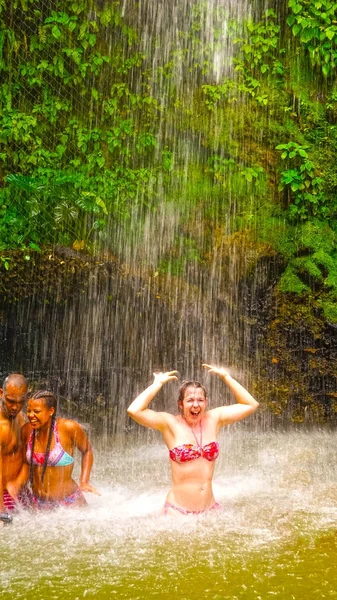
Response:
[169,441,219,463]
[26,420,74,467]
[169,420,219,462]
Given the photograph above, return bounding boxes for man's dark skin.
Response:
[0,374,28,512]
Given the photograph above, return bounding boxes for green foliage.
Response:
[1,0,337,332]
[0,256,10,270]
[0,171,109,250]
[158,235,203,276]
[278,266,310,293]
[198,8,286,117]
[206,155,265,186]
[318,300,337,323]
[233,9,285,103]
[201,80,236,110]
[287,0,337,77]
[235,8,283,73]
[0,0,164,250]
[276,142,327,219]
[258,218,337,301]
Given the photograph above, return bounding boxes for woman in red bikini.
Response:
[7,390,100,509]
[127,364,259,516]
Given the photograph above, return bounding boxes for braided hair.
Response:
[29,390,57,488]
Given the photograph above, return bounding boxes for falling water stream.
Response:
[1,0,337,598]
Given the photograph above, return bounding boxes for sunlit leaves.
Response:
[276,142,329,220]
[287,0,337,76]
[0,0,164,250]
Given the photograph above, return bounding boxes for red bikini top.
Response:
[169,441,219,463]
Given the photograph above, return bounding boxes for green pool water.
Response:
[2,430,337,599]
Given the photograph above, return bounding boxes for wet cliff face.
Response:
[0,248,234,433]
[254,295,337,425]
[1,248,336,431]
[238,257,337,425]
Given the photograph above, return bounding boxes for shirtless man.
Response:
[0,373,28,517]
[127,364,259,515]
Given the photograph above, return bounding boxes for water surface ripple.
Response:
[2,431,337,599]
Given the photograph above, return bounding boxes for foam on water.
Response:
[2,430,337,599]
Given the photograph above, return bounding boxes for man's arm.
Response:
[6,464,29,501]
[0,441,4,512]
[5,424,30,501]
[0,424,10,511]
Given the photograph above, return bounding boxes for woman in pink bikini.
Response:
[7,390,99,509]
[127,364,259,516]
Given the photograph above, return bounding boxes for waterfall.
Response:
[0,0,265,433]
[2,3,337,600]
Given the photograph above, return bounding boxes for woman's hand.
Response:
[202,364,231,381]
[79,482,102,496]
[203,363,259,426]
[127,370,178,430]
[153,371,178,386]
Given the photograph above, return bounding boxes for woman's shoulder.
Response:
[201,410,222,434]
[165,412,183,428]
[56,417,82,434]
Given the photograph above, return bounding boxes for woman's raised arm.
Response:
[202,364,259,426]
[127,371,178,431]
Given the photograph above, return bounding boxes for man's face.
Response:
[1,383,26,419]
